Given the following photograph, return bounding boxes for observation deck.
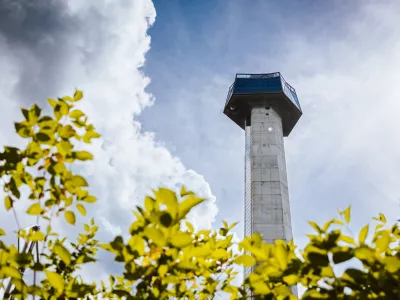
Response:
[223,72,302,136]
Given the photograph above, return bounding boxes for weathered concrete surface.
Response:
[250,107,293,244]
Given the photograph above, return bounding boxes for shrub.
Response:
[1,92,399,299]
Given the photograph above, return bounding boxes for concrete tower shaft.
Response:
[250,107,293,243]
[224,72,301,296]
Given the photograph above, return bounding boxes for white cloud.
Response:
[133,2,400,295]
[0,0,218,281]
[282,2,400,230]
[2,0,400,296]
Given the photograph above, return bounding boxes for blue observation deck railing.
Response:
[225,72,301,111]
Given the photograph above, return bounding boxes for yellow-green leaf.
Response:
[322,219,344,232]
[128,235,145,255]
[223,220,228,229]
[15,122,33,138]
[185,221,194,232]
[354,247,375,264]
[74,90,83,101]
[59,125,76,139]
[82,130,101,143]
[26,203,42,215]
[283,274,299,285]
[61,96,73,102]
[211,249,228,260]
[332,219,344,225]
[83,195,97,203]
[385,256,400,273]
[45,270,64,295]
[48,98,58,108]
[332,247,353,264]
[178,195,205,220]
[177,261,199,271]
[29,231,45,241]
[76,204,86,216]
[35,132,51,142]
[358,224,369,245]
[158,265,168,278]
[198,229,211,237]
[65,211,76,225]
[54,243,71,264]
[71,175,88,187]
[244,245,268,261]
[340,235,357,246]
[144,227,166,247]
[69,109,84,119]
[180,186,194,197]
[276,244,288,269]
[57,140,73,156]
[74,151,93,161]
[170,233,193,248]
[234,254,256,267]
[29,104,41,118]
[21,108,29,121]
[54,104,62,120]
[344,206,351,223]
[229,221,239,230]
[321,265,335,278]
[54,162,66,175]
[164,275,180,285]
[189,247,211,257]
[65,197,73,207]
[4,196,12,211]
[223,285,238,294]
[159,211,173,227]
[156,188,178,216]
[376,231,390,252]
[38,116,55,127]
[379,213,387,223]
[308,221,322,233]
[2,266,21,279]
[77,189,88,200]
[252,282,270,295]
[0,228,5,236]
[144,196,155,212]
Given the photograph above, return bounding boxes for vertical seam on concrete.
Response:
[244,119,253,279]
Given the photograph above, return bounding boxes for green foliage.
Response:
[97,188,240,299]
[1,91,399,299]
[236,208,400,299]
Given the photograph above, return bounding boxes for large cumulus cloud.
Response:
[0,0,218,281]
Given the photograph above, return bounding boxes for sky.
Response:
[141,0,400,238]
[1,0,400,293]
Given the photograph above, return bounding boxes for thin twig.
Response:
[36,168,47,226]
[12,205,21,230]
[33,274,37,300]
[40,204,58,257]
[0,251,4,290]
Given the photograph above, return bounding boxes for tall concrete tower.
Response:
[223,72,302,276]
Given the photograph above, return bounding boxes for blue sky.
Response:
[1,0,400,291]
[141,0,400,243]
[144,0,358,77]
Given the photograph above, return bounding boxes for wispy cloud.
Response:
[141,0,400,243]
